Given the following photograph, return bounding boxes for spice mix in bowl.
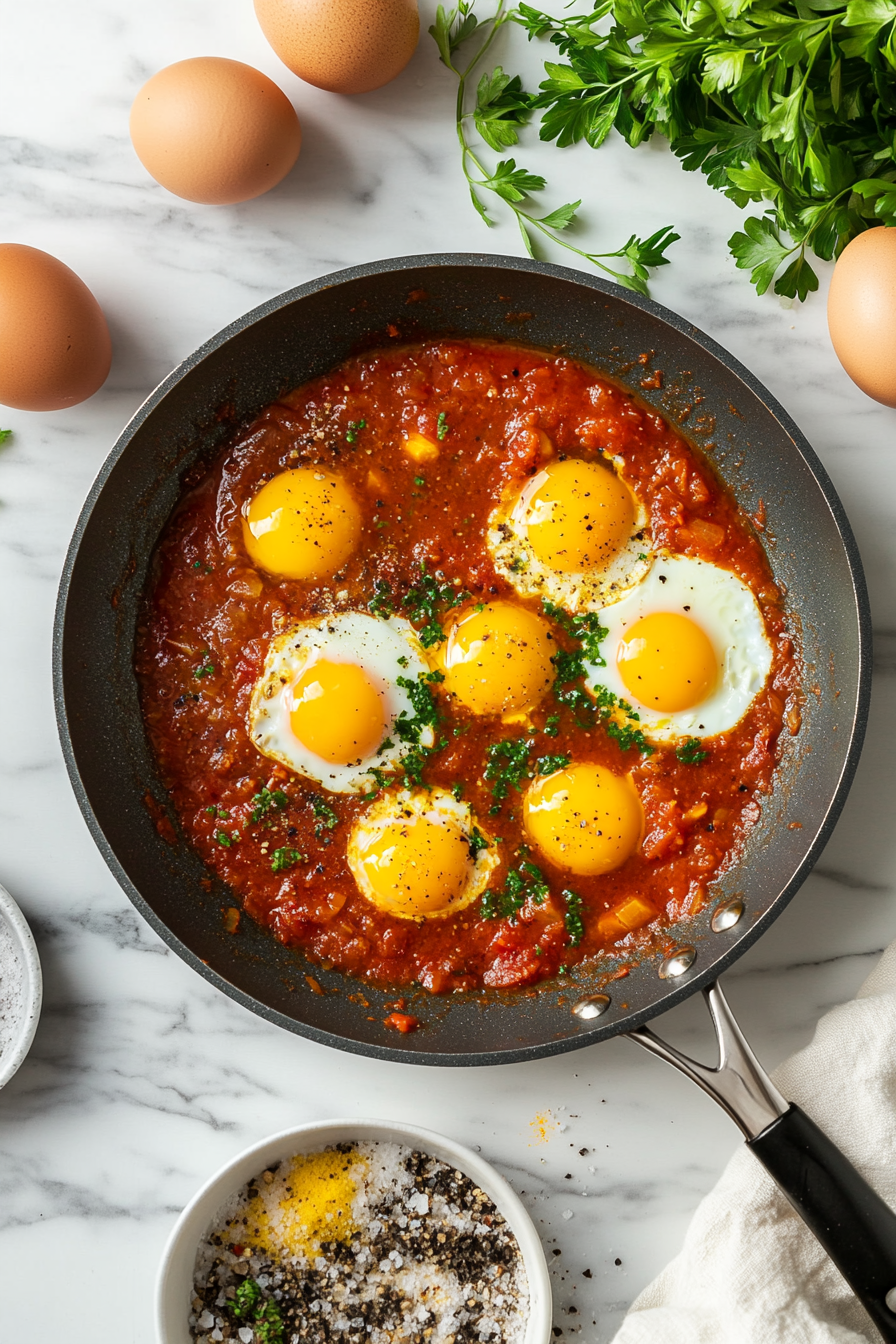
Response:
[157,1119,551,1344]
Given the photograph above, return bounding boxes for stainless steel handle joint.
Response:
[625,980,788,1139]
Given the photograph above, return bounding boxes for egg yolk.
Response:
[242,468,361,580]
[523,763,643,876]
[443,601,555,715]
[616,612,718,712]
[288,659,385,765]
[353,814,473,919]
[518,459,636,574]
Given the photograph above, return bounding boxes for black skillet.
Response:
[53,255,896,1336]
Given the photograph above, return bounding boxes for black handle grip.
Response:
[749,1104,896,1341]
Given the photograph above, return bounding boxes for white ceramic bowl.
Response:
[0,882,42,1092]
[157,1117,552,1344]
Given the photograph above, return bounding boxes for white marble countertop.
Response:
[1,3,895,1340]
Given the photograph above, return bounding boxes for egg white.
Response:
[487,457,652,613]
[347,787,500,921]
[248,613,433,794]
[585,553,773,743]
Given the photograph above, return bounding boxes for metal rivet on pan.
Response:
[659,946,696,979]
[571,993,611,1022]
[711,897,744,933]
[885,1285,896,1313]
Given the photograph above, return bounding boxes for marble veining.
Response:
[1,2,896,1341]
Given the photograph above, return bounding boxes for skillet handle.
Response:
[626,981,896,1340]
[748,1105,896,1342]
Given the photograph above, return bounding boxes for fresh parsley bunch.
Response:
[430,0,679,293]
[516,0,896,300]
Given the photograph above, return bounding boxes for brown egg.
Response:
[827,227,896,408]
[130,58,302,205]
[0,245,111,412]
[254,0,419,95]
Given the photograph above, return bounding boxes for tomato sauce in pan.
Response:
[136,341,800,995]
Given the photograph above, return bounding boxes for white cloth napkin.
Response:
[612,941,896,1344]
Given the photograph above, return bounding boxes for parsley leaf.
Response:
[474,66,536,150]
[676,737,709,765]
[430,0,483,67]
[193,651,215,679]
[345,418,367,443]
[0,429,11,446]
[729,217,797,297]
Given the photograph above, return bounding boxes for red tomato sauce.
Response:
[135,341,800,994]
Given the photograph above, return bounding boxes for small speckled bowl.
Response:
[0,882,42,1092]
[156,1118,552,1344]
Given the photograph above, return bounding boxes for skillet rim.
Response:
[52,252,873,1066]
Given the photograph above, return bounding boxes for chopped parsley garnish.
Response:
[544,600,653,755]
[249,786,288,824]
[402,562,467,647]
[543,714,560,738]
[365,744,435,797]
[436,411,449,440]
[590,683,654,754]
[676,737,708,766]
[482,859,549,922]
[563,888,585,947]
[228,1278,284,1344]
[232,1279,261,1320]
[543,600,607,666]
[535,752,570,777]
[362,672,447,799]
[368,579,394,618]
[193,651,215,679]
[255,1300,285,1344]
[394,669,443,742]
[271,847,304,873]
[452,781,464,800]
[469,827,490,858]
[0,429,11,445]
[215,830,236,848]
[414,475,426,487]
[206,804,229,820]
[485,735,534,813]
[345,418,367,444]
[309,793,338,838]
